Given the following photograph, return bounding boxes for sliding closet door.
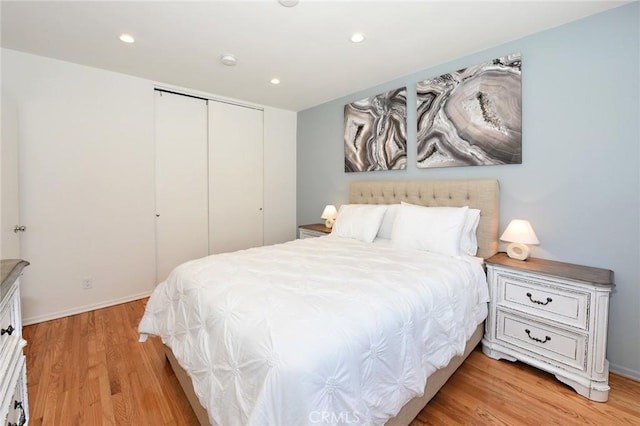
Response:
[155,90,209,282]
[209,101,264,254]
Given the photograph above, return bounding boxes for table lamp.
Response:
[500,219,540,260]
[321,205,338,229]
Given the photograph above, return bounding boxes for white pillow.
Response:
[331,204,388,243]
[391,203,468,256]
[399,202,481,256]
[376,204,400,240]
[461,208,481,256]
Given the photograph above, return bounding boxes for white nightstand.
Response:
[482,253,614,402]
[298,223,332,239]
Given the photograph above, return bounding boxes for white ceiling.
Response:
[0,0,628,111]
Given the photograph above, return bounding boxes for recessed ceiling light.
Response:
[278,0,299,7]
[220,54,237,66]
[350,33,365,43]
[270,78,281,85]
[119,34,135,44]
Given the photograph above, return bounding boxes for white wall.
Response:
[3,49,157,323]
[2,48,298,324]
[1,70,21,258]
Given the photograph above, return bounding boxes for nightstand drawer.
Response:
[299,229,325,238]
[497,310,586,371]
[298,224,332,239]
[497,272,589,329]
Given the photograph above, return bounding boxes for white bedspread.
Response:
[138,236,489,426]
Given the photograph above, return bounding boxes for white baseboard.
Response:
[22,290,153,326]
[610,363,640,382]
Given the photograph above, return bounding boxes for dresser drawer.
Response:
[0,288,19,359]
[496,310,587,371]
[2,356,27,426]
[497,272,590,329]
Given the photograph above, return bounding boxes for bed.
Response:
[139,178,500,425]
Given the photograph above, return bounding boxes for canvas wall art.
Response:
[344,87,407,172]
[416,53,522,169]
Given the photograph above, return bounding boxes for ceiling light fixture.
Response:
[350,33,365,43]
[220,54,237,66]
[119,34,135,44]
[270,78,281,85]
[278,0,299,7]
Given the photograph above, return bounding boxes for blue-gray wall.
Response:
[297,3,640,379]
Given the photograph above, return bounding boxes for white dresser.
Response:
[1,260,29,426]
[482,253,613,402]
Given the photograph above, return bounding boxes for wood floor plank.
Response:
[80,376,102,426]
[23,298,640,425]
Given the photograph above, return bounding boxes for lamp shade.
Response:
[321,205,338,229]
[321,205,337,220]
[500,219,540,245]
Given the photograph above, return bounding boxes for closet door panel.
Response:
[209,102,263,254]
[155,91,209,282]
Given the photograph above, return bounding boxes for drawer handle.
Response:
[526,292,552,306]
[1,324,15,336]
[8,400,26,426]
[525,328,551,344]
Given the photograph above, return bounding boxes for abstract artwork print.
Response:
[417,53,521,168]
[344,87,407,172]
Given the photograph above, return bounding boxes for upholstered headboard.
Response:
[349,179,500,259]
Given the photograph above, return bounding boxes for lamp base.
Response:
[324,219,335,229]
[506,242,530,260]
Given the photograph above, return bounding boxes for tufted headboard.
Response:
[349,179,500,259]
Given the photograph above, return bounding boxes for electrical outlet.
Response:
[82,277,93,289]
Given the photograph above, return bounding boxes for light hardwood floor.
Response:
[23,299,640,425]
